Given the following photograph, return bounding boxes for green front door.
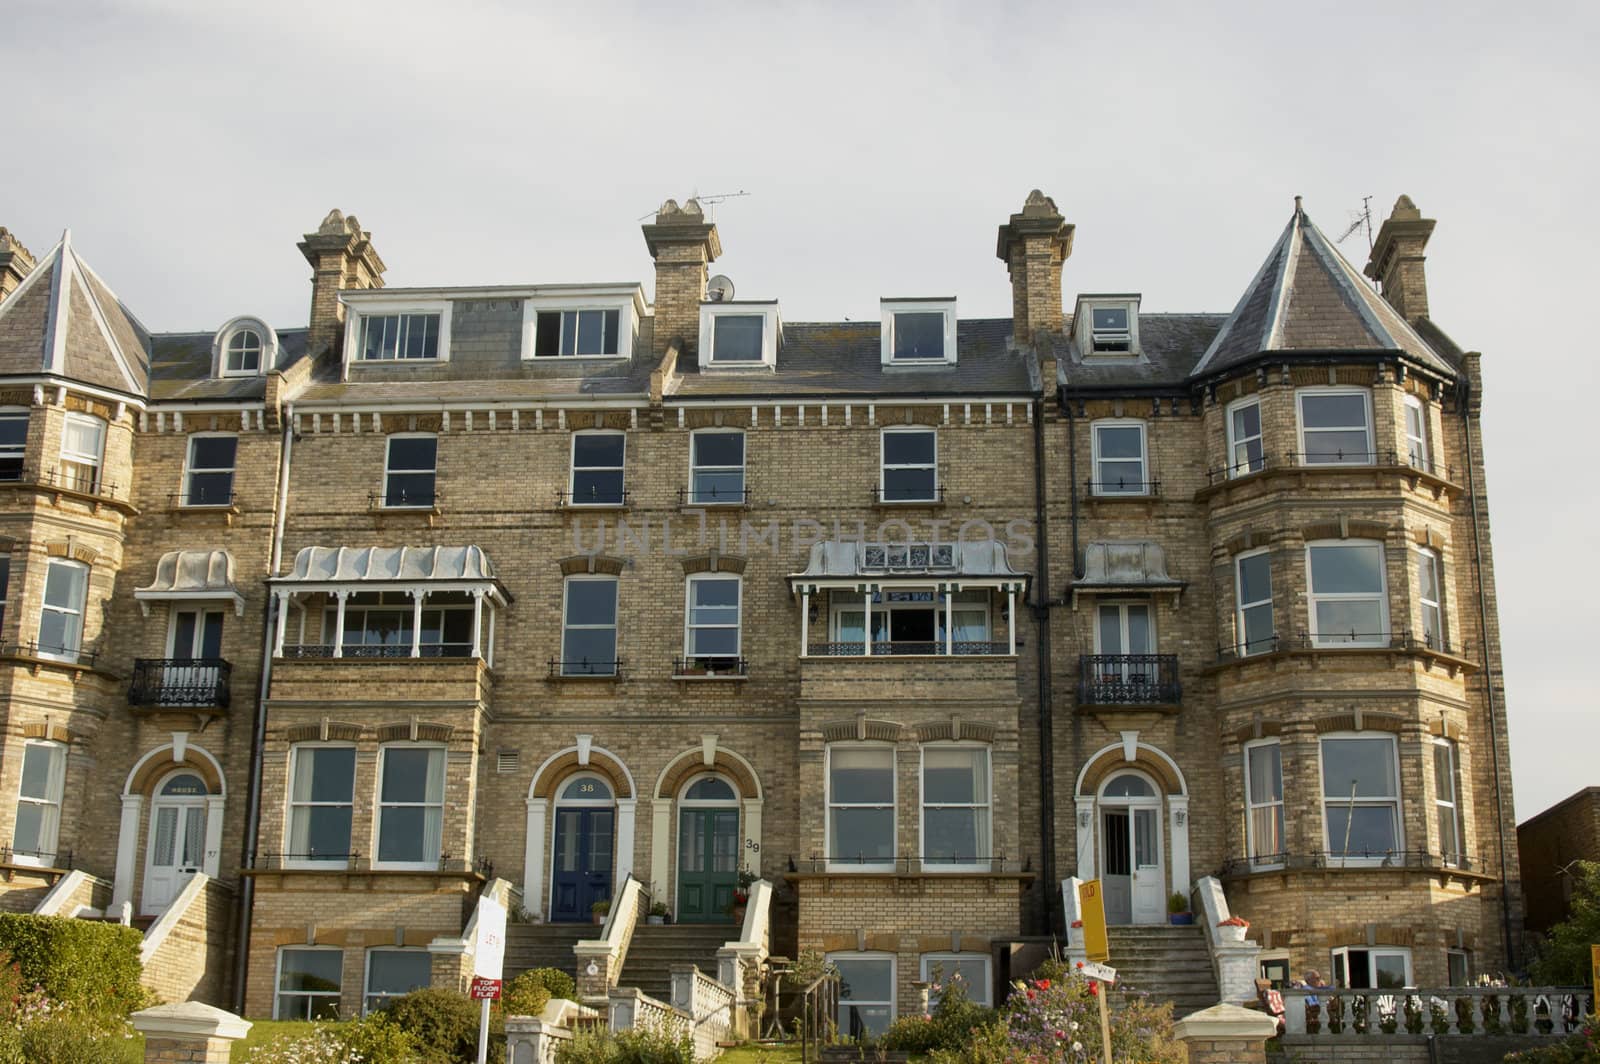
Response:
[678,807,740,923]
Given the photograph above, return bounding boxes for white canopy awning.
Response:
[270,545,509,604]
[1071,540,1186,607]
[788,539,1028,595]
[134,550,245,616]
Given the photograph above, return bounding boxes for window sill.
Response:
[545,672,622,684]
[0,478,139,517]
[681,499,749,511]
[1194,461,1463,505]
[1204,640,1478,678]
[371,504,442,529]
[871,498,946,510]
[0,648,116,683]
[525,354,627,362]
[168,503,241,527]
[671,671,749,682]
[559,502,630,513]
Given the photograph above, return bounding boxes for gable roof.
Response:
[0,231,150,395]
[1189,203,1455,380]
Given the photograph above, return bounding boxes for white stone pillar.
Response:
[203,795,225,878]
[650,799,671,902]
[1007,588,1017,655]
[110,794,143,912]
[742,798,763,874]
[944,586,954,655]
[1169,795,1191,899]
[863,589,872,656]
[523,798,548,919]
[614,798,637,894]
[1075,796,1096,881]
[799,591,810,656]
[486,605,496,668]
[471,590,484,659]
[272,592,289,657]
[410,589,424,658]
[131,1001,252,1062]
[331,591,349,657]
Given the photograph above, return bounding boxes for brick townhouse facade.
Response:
[0,189,1520,1023]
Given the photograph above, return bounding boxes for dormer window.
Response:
[342,297,452,368]
[522,287,641,361]
[1075,296,1141,359]
[699,302,779,369]
[534,309,620,357]
[212,316,279,378]
[881,300,957,365]
[1090,307,1131,353]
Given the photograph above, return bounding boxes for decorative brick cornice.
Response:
[556,554,627,577]
[679,551,747,575]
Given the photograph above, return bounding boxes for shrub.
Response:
[1503,1015,1600,1063]
[881,969,994,1053]
[498,972,552,1019]
[386,986,502,1063]
[0,914,147,1017]
[991,968,1184,1064]
[508,966,576,1004]
[0,996,134,1064]
[1531,861,1600,987]
[553,1023,695,1064]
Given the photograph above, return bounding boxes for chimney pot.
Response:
[642,196,721,359]
[1365,194,1436,323]
[996,190,1073,345]
[298,210,386,356]
[0,228,37,303]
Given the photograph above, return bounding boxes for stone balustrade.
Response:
[1282,985,1594,1039]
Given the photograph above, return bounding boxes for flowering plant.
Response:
[1069,920,1084,928]
[1217,915,1249,927]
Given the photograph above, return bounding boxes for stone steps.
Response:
[1103,925,1219,1019]
[619,925,731,1002]
[504,923,591,981]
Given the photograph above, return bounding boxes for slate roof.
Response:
[148,329,309,402]
[1190,204,1455,379]
[0,232,150,395]
[1056,314,1227,391]
[671,319,1035,398]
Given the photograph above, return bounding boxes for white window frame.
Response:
[688,429,746,506]
[1243,739,1285,869]
[698,302,780,369]
[1295,387,1374,466]
[1403,394,1430,470]
[520,287,640,361]
[1433,737,1462,866]
[1074,296,1142,358]
[827,951,896,1038]
[1235,548,1275,656]
[58,412,105,494]
[567,430,626,507]
[879,299,958,365]
[363,947,432,1014]
[1446,948,1470,987]
[212,316,278,378]
[10,739,66,867]
[920,952,991,1007]
[37,558,89,662]
[1090,419,1148,495]
[879,427,938,503]
[1226,396,1265,478]
[285,743,356,870]
[1306,540,1389,647]
[825,743,897,872]
[1318,732,1403,864]
[274,945,344,1020]
[1092,601,1154,657]
[343,300,453,367]
[683,574,742,662]
[920,744,991,871]
[0,406,28,481]
[182,433,238,508]
[561,575,618,676]
[1257,951,1293,990]
[1330,945,1413,990]
[225,328,263,375]
[382,433,438,510]
[373,744,446,871]
[1416,547,1443,650]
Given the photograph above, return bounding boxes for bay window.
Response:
[1244,740,1284,866]
[1404,395,1430,469]
[922,746,990,867]
[10,739,66,865]
[827,746,895,869]
[1297,389,1373,465]
[0,408,27,481]
[1320,734,1401,860]
[1416,548,1443,649]
[59,413,104,493]
[1227,397,1264,476]
[38,559,89,661]
[1434,738,1462,865]
[375,746,445,869]
[1306,541,1388,646]
[1235,549,1274,654]
[287,746,355,865]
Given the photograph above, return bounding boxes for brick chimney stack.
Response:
[1365,195,1436,323]
[0,228,37,303]
[298,210,386,356]
[642,198,721,359]
[996,190,1074,344]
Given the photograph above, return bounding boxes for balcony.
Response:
[281,643,475,660]
[1076,654,1181,707]
[671,656,748,680]
[128,658,232,709]
[807,641,1011,657]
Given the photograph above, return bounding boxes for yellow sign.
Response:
[1078,878,1110,963]
[1591,944,1599,1010]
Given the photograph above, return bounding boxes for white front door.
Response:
[1098,771,1165,926]
[142,772,209,915]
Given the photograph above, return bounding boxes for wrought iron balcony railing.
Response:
[0,845,72,869]
[556,488,630,508]
[806,640,1012,657]
[0,641,97,666]
[1083,477,1160,497]
[1216,849,1477,877]
[548,658,623,678]
[1077,653,1181,705]
[671,656,748,678]
[789,853,1027,874]
[870,484,946,505]
[1215,631,1473,662]
[280,643,475,660]
[128,658,231,708]
[677,485,751,507]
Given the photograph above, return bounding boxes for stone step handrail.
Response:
[671,964,736,1058]
[608,986,691,1043]
[1281,986,1594,1038]
[576,875,646,1002]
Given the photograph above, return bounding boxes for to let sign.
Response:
[1077,879,1110,963]
[473,896,507,982]
[1079,961,1117,984]
[469,977,502,1001]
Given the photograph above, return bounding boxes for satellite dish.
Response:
[706,275,736,302]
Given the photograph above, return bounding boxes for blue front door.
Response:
[551,807,613,922]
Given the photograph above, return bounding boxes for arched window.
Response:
[1101,773,1155,799]
[226,329,263,374]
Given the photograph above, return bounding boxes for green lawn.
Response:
[718,1046,804,1063]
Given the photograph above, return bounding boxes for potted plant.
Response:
[728,867,759,925]
[1168,891,1194,925]
[1217,914,1249,943]
[591,898,610,926]
[648,900,669,926]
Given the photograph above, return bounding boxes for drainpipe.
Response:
[1064,399,1081,582]
[1459,376,1515,970]
[232,401,295,1012]
[1031,393,1057,934]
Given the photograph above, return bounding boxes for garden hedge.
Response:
[0,913,146,1015]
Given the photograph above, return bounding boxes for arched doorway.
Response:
[676,774,740,923]
[142,771,210,914]
[1098,770,1164,926]
[549,773,615,923]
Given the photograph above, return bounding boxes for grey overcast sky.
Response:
[6,1,1596,820]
